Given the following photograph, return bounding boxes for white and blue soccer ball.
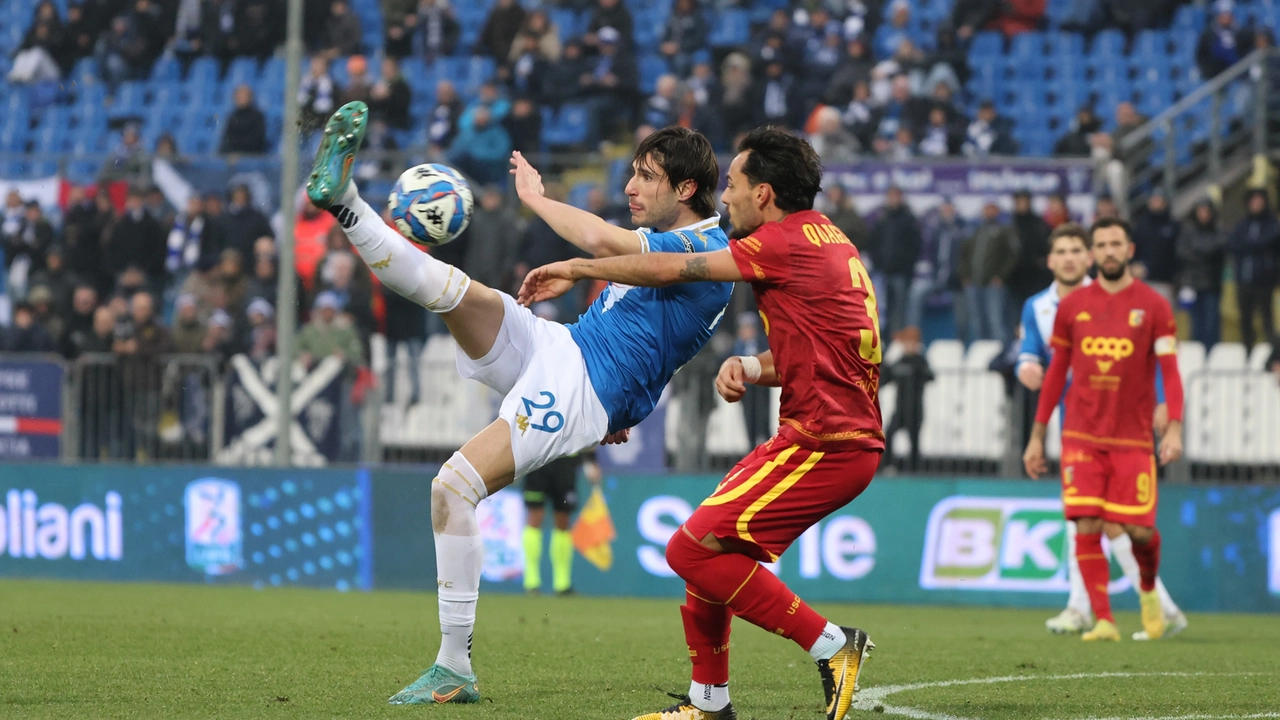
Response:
[388,163,474,247]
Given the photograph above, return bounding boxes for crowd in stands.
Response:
[12,0,1275,164]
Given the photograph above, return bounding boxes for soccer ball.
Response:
[388,164,474,247]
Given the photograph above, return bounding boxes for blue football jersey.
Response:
[568,216,732,433]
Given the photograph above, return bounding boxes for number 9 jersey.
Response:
[727,210,885,452]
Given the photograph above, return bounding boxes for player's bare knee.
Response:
[1075,516,1103,534]
[1102,521,1125,539]
[1127,524,1154,544]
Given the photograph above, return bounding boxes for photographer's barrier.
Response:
[3,466,1277,613]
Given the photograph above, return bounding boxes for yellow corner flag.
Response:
[571,486,617,571]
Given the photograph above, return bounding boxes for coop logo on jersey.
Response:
[184,479,243,576]
[1269,509,1280,596]
[920,496,1070,592]
[1080,336,1134,360]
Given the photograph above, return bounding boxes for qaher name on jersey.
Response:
[568,216,732,434]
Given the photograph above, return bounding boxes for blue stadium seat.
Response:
[226,57,259,87]
[1047,32,1085,57]
[638,54,668,94]
[1170,30,1198,59]
[108,81,148,119]
[150,56,181,83]
[1090,29,1126,58]
[549,9,581,42]
[542,103,590,148]
[71,57,98,87]
[1009,32,1045,58]
[968,31,1003,58]
[188,56,219,84]
[709,9,749,47]
[1173,4,1205,30]
[1132,30,1170,59]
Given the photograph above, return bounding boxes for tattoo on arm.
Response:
[679,257,710,281]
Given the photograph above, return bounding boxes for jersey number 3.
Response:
[848,258,883,364]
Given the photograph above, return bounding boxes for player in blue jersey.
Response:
[306,108,732,705]
[1015,223,1187,639]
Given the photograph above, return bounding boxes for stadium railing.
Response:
[1118,47,1280,217]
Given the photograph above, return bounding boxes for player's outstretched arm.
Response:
[510,151,642,258]
[518,249,743,305]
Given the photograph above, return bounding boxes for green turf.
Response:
[1,580,1278,719]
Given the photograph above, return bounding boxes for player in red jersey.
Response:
[519,127,882,720]
[1023,217,1184,643]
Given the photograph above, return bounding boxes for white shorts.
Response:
[456,292,609,478]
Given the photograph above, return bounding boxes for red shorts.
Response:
[1060,441,1159,527]
[683,436,880,563]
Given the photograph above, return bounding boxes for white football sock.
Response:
[807,622,847,662]
[330,182,470,312]
[432,452,489,677]
[688,681,729,712]
[1065,523,1092,616]
[1155,577,1180,617]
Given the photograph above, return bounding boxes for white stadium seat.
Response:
[926,340,964,369]
[964,340,1003,369]
[1206,342,1247,369]
[1249,343,1273,371]
[1177,341,1205,377]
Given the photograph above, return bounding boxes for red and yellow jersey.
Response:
[727,210,884,452]
[1044,280,1179,451]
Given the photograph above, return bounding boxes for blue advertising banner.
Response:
[0,359,62,459]
[0,465,373,591]
[374,471,1279,614]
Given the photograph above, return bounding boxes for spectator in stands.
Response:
[504,96,542,154]
[297,291,364,370]
[220,85,268,155]
[247,237,283,311]
[585,0,634,51]
[882,126,917,160]
[882,326,933,471]
[870,186,922,339]
[1198,0,1250,80]
[463,186,523,292]
[1008,190,1053,318]
[1043,193,1070,227]
[809,106,860,162]
[913,199,969,334]
[448,106,511,186]
[1177,199,1227,348]
[963,100,1018,157]
[960,200,1019,344]
[167,197,212,287]
[462,81,512,129]
[824,37,873,108]
[870,75,913,139]
[4,302,56,353]
[59,285,99,359]
[201,309,237,364]
[61,188,108,296]
[798,24,845,109]
[60,2,94,73]
[245,298,277,364]
[216,249,251,321]
[170,293,205,354]
[660,0,709,77]
[383,0,418,25]
[12,2,63,84]
[383,283,426,403]
[512,10,560,63]
[337,55,373,108]
[27,285,62,346]
[222,185,273,260]
[924,26,968,92]
[115,291,171,357]
[990,0,1045,37]
[1095,195,1119,219]
[950,0,998,40]
[1229,189,1280,348]
[717,52,755,142]
[320,0,362,59]
[99,124,150,184]
[367,58,412,130]
[541,40,586,106]
[753,60,800,129]
[30,246,72,319]
[644,75,682,129]
[5,201,53,292]
[503,31,550,97]
[840,79,877,149]
[299,56,337,134]
[95,14,147,90]
[1131,190,1180,305]
[874,1,913,59]
[228,0,284,61]
[411,0,461,60]
[918,107,962,157]
[480,0,525,62]
[144,187,174,228]
[316,250,375,339]
[427,79,464,150]
[818,184,868,250]
[1054,106,1101,158]
[580,27,639,134]
[107,189,167,289]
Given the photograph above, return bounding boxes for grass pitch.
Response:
[1,580,1278,720]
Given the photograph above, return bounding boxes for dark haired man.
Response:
[305,104,731,705]
[1024,217,1184,643]
[521,126,881,720]
[1017,223,1186,639]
